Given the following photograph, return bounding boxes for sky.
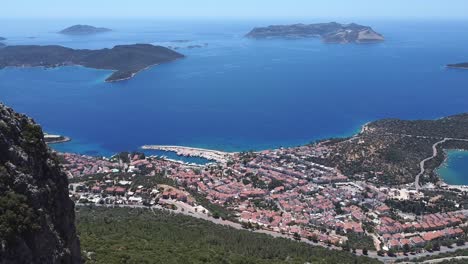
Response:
[2,0,468,20]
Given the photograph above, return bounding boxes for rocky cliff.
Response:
[0,104,81,263]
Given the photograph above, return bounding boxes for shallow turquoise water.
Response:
[437,150,468,185]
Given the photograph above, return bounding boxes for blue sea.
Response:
[1,18,468,169]
[437,150,468,185]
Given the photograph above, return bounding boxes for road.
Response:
[76,203,468,263]
[415,137,468,191]
[415,138,450,191]
[400,256,468,264]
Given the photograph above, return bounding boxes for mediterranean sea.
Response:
[437,150,468,186]
[1,18,468,163]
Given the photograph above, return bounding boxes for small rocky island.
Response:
[246,22,384,43]
[0,44,184,82]
[447,62,468,69]
[59,25,112,35]
[0,37,6,48]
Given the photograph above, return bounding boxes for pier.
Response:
[141,145,234,163]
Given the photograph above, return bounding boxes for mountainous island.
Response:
[0,44,184,82]
[59,25,112,35]
[0,104,81,263]
[246,22,384,43]
[447,62,468,69]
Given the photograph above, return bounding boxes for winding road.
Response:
[415,137,468,191]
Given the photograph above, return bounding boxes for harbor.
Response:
[141,145,235,163]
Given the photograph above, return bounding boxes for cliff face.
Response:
[0,104,81,263]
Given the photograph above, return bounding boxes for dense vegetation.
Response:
[384,191,464,215]
[311,114,468,185]
[0,191,39,241]
[0,44,184,82]
[77,207,380,264]
[344,233,376,251]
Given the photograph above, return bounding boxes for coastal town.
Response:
[60,139,468,261]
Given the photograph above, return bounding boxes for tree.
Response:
[362,248,368,255]
[433,241,440,251]
[403,243,410,253]
[293,232,301,241]
[424,242,433,252]
[341,243,350,252]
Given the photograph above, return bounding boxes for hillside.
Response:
[77,206,380,264]
[0,103,81,263]
[311,114,468,185]
[0,44,184,82]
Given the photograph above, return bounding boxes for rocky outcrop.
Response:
[0,104,81,264]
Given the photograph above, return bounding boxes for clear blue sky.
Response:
[3,0,468,19]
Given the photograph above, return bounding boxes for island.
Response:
[0,37,6,48]
[447,62,468,69]
[59,25,112,35]
[246,22,384,43]
[0,44,184,82]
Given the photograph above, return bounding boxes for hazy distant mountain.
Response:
[246,22,384,43]
[59,25,112,35]
[0,37,6,41]
[0,44,184,82]
[0,42,5,48]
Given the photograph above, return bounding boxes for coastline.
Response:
[104,61,167,83]
[446,65,468,70]
[44,135,71,144]
[142,145,234,163]
[437,149,468,187]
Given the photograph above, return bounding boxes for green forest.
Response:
[76,207,380,264]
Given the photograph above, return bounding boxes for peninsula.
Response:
[44,133,71,144]
[447,62,468,69]
[0,44,184,82]
[246,22,384,43]
[59,25,112,35]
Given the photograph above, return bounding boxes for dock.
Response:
[141,145,234,163]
